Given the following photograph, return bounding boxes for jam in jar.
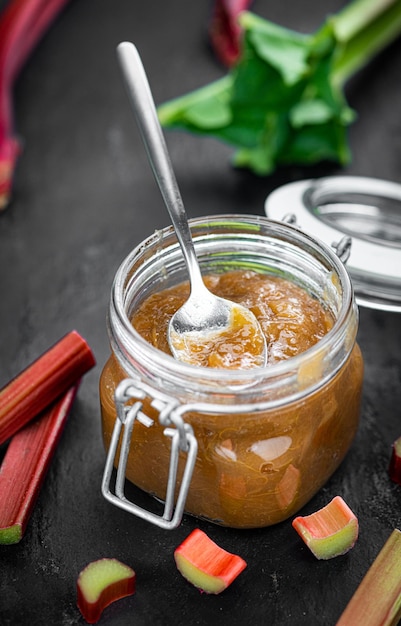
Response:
[100,215,363,528]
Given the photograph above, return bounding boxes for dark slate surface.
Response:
[1,0,401,624]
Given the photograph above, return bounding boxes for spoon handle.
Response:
[117,41,204,290]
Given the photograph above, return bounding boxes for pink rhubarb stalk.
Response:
[336,529,401,626]
[209,0,253,66]
[292,496,359,560]
[0,0,71,209]
[0,330,96,445]
[77,558,136,624]
[0,383,79,544]
[174,528,247,594]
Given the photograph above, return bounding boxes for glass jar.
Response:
[100,215,363,529]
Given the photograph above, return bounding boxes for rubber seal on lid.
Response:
[265,176,401,312]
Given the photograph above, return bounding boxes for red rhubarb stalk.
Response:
[0,0,71,209]
[336,528,401,626]
[0,383,79,544]
[209,0,253,66]
[174,528,247,594]
[292,496,359,560]
[0,330,95,445]
[77,558,136,624]
[388,436,401,485]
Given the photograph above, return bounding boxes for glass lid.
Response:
[265,176,401,312]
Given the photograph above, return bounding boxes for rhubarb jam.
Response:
[168,299,266,369]
[100,215,363,528]
[131,271,334,366]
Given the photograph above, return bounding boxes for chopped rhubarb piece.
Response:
[0,330,95,445]
[174,528,247,594]
[209,0,253,67]
[77,558,136,624]
[388,436,401,485]
[0,384,79,544]
[336,529,401,626]
[276,464,300,511]
[292,496,358,560]
[0,0,71,209]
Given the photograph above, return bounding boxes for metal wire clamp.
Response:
[101,377,198,530]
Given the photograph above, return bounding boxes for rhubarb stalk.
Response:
[292,495,359,559]
[336,528,401,626]
[174,528,247,594]
[209,0,254,67]
[0,330,96,445]
[77,558,136,624]
[0,383,79,544]
[158,0,401,175]
[0,0,71,209]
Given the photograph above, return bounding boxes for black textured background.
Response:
[1,1,401,624]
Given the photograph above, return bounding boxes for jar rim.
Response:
[108,214,357,397]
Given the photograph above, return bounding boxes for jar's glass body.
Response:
[100,215,363,528]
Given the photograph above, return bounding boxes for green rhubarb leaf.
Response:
[281,120,351,166]
[157,76,232,131]
[290,99,336,127]
[232,112,289,173]
[157,0,401,175]
[159,12,350,174]
[240,11,312,85]
[182,94,231,129]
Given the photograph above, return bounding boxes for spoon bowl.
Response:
[117,42,267,369]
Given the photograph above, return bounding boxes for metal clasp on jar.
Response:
[101,377,198,530]
[280,213,352,264]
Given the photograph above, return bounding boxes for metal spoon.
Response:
[117,42,267,368]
